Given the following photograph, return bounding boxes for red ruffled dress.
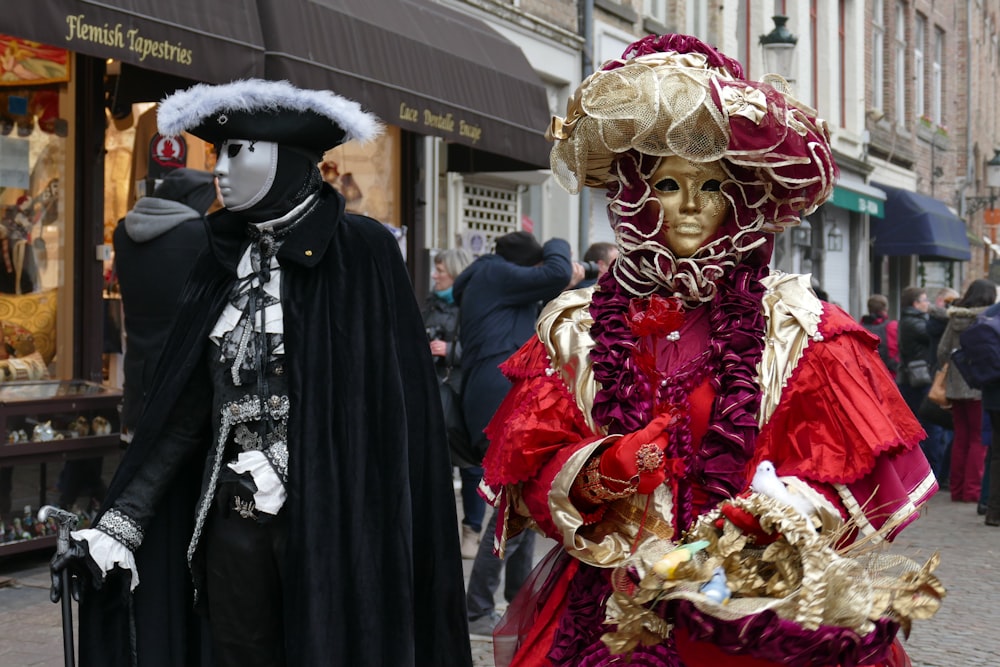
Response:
[480,280,935,667]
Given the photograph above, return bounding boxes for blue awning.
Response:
[870,183,972,261]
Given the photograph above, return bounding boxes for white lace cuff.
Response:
[71,528,140,591]
[228,449,287,515]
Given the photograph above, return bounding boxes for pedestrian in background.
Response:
[898,285,945,479]
[453,230,573,636]
[925,286,960,485]
[113,168,218,444]
[420,247,479,557]
[979,299,1000,527]
[927,287,960,356]
[860,293,897,374]
[937,279,997,503]
[576,241,618,289]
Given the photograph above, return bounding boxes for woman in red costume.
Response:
[480,34,940,667]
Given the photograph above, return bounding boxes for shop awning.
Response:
[871,182,972,261]
[256,0,552,169]
[2,0,265,83]
[829,181,885,218]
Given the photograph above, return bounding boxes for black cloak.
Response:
[78,186,473,666]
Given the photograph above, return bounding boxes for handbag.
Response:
[903,359,932,388]
[927,363,951,407]
[918,395,954,429]
[439,370,477,467]
[436,322,480,467]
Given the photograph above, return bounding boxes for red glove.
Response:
[599,412,674,495]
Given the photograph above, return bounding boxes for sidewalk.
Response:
[0,490,996,666]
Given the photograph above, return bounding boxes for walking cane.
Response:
[39,505,79,667]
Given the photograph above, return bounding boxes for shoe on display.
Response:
[460,524,481,559]
[467,612,499,637]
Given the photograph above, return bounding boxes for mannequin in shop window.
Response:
[51,79,472,667]
[0,194,39,294]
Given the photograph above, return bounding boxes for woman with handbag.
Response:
[421,247,478,557]
[938,279,998,502]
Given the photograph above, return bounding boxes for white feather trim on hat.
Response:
[156,78,382,144]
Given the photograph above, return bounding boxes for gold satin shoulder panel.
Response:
[757,272,824,426]
[537,286,602,435]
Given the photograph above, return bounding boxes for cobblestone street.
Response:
[0,490,996,666]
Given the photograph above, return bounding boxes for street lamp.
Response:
[791,218,812,247]
[826,224,844,252]
[964,150,1000,214]
[759,15,797,79]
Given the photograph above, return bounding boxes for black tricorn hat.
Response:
[157,79,382,160]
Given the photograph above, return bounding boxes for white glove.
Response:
[228,450,287,515]
[70,528,140,591]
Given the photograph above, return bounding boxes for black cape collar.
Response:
[206,184,346,274]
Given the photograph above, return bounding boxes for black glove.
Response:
[49,535,100,603]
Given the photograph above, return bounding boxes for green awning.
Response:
[830,183,885,218]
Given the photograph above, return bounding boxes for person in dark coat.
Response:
[453,230,573,635]
[576,241,618,289]
[897,285,932,409]
[859,293,897,373]
[897,284,950,483]
[52,79,472,667]
[420,247,481,558]
[979,300,1000,527]
[113,167,216,443]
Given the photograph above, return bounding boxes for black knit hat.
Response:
[156,79,382,160]
[152,168,217,215]
[495,231,544,266]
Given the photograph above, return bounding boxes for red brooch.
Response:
[627,295,686,337]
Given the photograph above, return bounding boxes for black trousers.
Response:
[204,482,288,667]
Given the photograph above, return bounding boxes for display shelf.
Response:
[0,380,121,555]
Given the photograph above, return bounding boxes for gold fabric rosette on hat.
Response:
[548,51,734,193]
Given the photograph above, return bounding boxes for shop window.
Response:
[320,125,401,228]
[0,36,71,382]
[319,125,403,258]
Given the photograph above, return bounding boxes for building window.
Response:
[873,0,885,111]
[933,28,943,124]
[894,2,906,126]
[685,0,707,40]
[645,0,668,24]
[914,13,925,119]
[461,182,520,254]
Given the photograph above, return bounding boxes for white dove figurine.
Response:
[750,460,814,521]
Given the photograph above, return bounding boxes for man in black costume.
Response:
[52,79,473,667]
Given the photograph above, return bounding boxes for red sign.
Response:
[985,208,1000,225]
[148,133,186,177]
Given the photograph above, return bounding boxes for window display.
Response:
[0,380,121,554]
